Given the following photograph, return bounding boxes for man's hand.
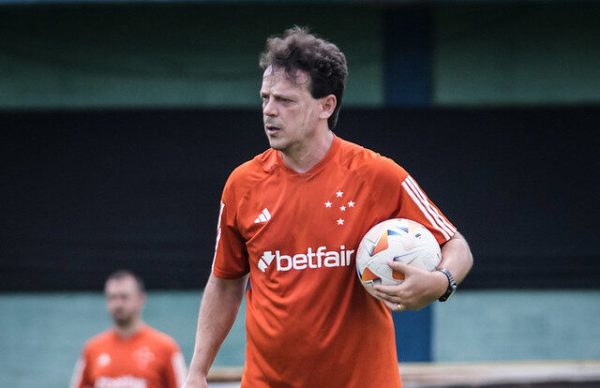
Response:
[182,373,208,388]
[372,262,448,312]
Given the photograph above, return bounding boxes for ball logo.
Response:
[133,346,155,369]
[258,245,355,272]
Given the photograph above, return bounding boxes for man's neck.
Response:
[281,130,334,173]
[114,319,144,338]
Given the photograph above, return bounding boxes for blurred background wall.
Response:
[1,1,599,387]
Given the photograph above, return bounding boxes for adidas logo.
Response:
[254,208,272,224]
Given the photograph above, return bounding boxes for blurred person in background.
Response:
[70,270,186,388]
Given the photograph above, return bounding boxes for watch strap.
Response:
[436,267,457,302]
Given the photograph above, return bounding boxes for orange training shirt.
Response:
[212,136,456,388]
[71,325,187,388]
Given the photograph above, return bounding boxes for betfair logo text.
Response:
[258,245,355,273]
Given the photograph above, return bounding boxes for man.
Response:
[71,270,187,388]
[184,27,473,387]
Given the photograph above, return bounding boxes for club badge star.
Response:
[336,190,343,198]
[337,218,344,226]
[324,201,332,208]
[348,200,355,208]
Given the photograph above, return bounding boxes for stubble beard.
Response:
[266,130,289,153]
[112,312,135,328]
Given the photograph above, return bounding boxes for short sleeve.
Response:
[211,176,250,278]
[163,340,187,388]
[370,157,457,245]
[69,347,92,388]
[397,174,457,244]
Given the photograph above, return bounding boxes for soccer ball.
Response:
[356,218,441,298]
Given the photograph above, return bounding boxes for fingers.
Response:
[372,285,407,304]
[373,284,403,294]
[374,292,403,304]
[371,262,421,310]
[387,261,414,274]
[372,263,439,312]
[382,299,406,312]
[372,289,402,303]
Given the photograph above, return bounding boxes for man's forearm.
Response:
[187,274,247,378]
[439,231,473,284]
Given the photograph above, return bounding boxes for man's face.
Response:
[260,67,323,153]
[105,277,144,327]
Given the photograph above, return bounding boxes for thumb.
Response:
[387,261,415,278]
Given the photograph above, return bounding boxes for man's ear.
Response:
[319,94,337,119]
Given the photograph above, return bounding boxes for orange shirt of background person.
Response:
[70,270,186,388]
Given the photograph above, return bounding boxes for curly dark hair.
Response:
[259,26,348,130]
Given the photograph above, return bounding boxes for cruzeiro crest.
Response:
[323,189,356,226]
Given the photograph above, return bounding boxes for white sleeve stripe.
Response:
[69,358,85,388]
[171,352,187,387]
[405,176,456,236]
[404,177,455,238]
[405,177,451,231]
[211,201,225,271]
[402,181,451,240]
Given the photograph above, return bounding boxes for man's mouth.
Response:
[265,125,281,133]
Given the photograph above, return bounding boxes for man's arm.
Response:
[437,231,473,284]
[183,273,248,388]
[373,231,473,311]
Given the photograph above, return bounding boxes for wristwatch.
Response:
[436,268,457,302]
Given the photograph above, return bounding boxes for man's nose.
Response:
[263,99,277,117]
